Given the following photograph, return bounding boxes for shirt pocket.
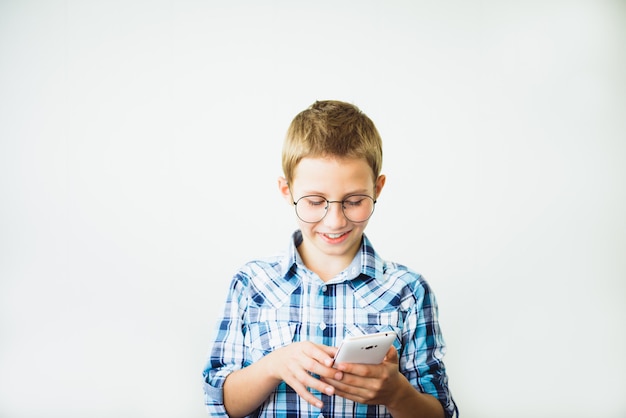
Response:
[345,310,403,353]
[244,320,297,363]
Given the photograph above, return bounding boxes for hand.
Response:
[265,341,344,409]
[323,345,403,406]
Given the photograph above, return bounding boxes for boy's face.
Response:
[279,156,385,273]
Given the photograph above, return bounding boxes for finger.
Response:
[309,343,338,367]
[298,369,336,397]
[300,344,340,378]
[334,361,376,378]
[325,377,368,404]
[315,343,339,357]
[304,355,344,380]
[287,378,325,409]
[286,369,337,408]
[285,355,336,393]
[383,345,398,363]
[325,367,367,391]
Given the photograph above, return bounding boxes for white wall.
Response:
[1,1,625,417]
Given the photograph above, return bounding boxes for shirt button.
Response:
[319,322,327,330]
[321,285,328,292]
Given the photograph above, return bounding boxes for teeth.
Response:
[326,233,344,239]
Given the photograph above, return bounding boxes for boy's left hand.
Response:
[322,345,403,406]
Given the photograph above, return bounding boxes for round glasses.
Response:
[292,194,376,223]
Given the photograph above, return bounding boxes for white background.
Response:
[1,1,625,417]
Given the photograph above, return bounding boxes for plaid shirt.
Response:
[203,231,458,417]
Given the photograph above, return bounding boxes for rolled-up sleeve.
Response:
[203,369,229,416]
[401,276,458,418]
[202,273,250,416]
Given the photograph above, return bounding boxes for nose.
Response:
[323,201,348,227]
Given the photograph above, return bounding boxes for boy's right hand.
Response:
[265,341,343,409]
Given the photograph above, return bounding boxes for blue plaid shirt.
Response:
[203,231,458,417]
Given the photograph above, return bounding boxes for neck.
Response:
[297,243,358,282]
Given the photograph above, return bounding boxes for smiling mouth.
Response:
[323,232,349,239]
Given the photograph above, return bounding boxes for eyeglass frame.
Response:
[291,193,377,223]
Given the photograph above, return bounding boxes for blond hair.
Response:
[282,100,383,183]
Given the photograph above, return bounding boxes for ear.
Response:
[375,174,386,199]
[278,176,293,204]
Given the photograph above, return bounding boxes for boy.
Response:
[203,100,458,417]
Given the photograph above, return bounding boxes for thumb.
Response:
[383,345,399,363]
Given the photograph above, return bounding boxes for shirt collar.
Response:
[280,230,384,283]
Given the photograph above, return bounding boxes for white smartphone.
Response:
[333,331,397,366]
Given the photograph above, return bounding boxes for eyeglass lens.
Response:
[294,195,375,223]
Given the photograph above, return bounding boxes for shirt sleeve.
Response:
[202,272,250,417]
[401,275,459,418]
